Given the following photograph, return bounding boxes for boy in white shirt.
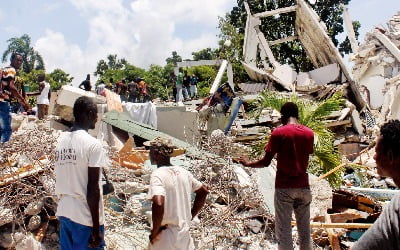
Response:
[147,137,209,249]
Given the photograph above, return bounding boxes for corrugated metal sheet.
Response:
[103,110,215,160]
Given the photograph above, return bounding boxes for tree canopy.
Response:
[2,34,45,73]
[221,0,359,72]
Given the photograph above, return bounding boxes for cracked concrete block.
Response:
[296,72,313,86]
[309,63,341,85]
[272,64,297,89]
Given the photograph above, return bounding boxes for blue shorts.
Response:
[59,216,105,250]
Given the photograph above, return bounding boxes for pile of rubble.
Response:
[0,116,279,249]
[351,12,400,124]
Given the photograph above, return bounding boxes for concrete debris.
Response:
[352,12,400,123]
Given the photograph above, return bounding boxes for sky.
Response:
[0,0,399,86]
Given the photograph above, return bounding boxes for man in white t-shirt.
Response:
[55,96,107,249]
[147,137,209,250]
[36,74,51,120]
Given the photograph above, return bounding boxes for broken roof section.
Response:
[242,0,366,110]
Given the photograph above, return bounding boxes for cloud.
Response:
[33,0,234,84]
[34,30,86,85]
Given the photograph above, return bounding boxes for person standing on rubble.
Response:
[7,53,29,113]
[238,102,314,250]
[0,53,31,144]
[55,96,107,249]
[36,73,51,120]
[175,68,184,103]
[79,74,92,92]
[352,120,400,249]
[147,137,209,250]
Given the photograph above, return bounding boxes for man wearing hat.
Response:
[147,137,209,249]
[0,53,30,143]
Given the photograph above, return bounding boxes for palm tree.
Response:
[251,91,345,187]
[2,34,45,73]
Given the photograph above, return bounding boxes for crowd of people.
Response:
[80,75,151,104]
[172,68,198,103]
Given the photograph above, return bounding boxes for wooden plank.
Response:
[358,203,374,214]
[292,221,372,229]
[329,211,363,223]
[268,36,298,46]
[325,120,351,128]
[254,5,297,18]
[317,162,347,181]
[325,214,341,250]
[255,26,279,68]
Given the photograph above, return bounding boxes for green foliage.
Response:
[94,54,128,77]
[252,91,346,187]
[192,48,219,60]
[144,64,169,101]
[165,51,182,66]
[223,0,358,72]
[186,65,217,98]
[18,68,73,92]
[48,69,73,90]
[2,34,45,73]
[217,16,249,83]
[18,70,45,92]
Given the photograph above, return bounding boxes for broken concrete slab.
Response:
[272,64,297,89]
[309,63,341,85]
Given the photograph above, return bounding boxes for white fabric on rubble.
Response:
[123,102,157,128]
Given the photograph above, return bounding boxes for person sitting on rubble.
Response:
[147,137,209,250]
[238,102,314,250]
[0,54,31,144]
[352,119,400,249]
[55,96,107,249]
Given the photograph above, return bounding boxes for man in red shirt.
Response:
[239,102,314,250]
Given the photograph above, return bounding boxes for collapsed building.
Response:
[0,1,400,249]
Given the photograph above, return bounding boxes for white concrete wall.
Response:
[156,106,200,143]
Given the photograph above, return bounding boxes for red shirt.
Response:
[265,124,314,188]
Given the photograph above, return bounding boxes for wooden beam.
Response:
[255,26,279,68]
[317,162,347,181]
[325,215,341,250]
[292,221,372,229]
[254,6,297,18]
[325,119,352,128]
[268,36,298,46]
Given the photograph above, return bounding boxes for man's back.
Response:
[55,130,106,227]
[148,166,202,228]
[265,124,314,188]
